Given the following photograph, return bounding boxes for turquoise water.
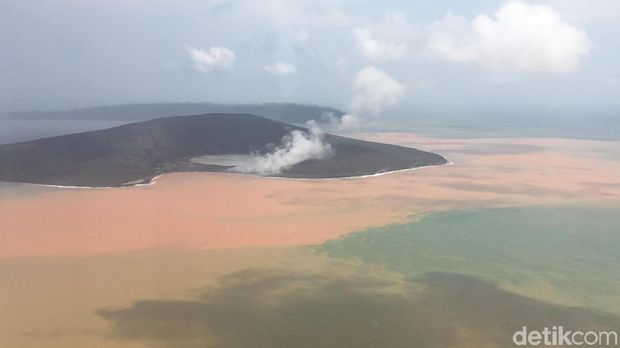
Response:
[318,203,620,314]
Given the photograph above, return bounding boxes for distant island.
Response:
[0,114,447,187]
[2,102,346,125]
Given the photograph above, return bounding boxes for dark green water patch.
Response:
[98,269,620,348]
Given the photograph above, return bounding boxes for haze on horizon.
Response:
[1,0,620,121]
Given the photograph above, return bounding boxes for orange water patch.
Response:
[1,134,619,258]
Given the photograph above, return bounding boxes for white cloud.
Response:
[264,62,298,75]
[354,29,406,60]
[236,125,332,175]
[185,45,235,72]
[349,66,404,116]
[354,12,412,60]
[428,14,478,63]
[428,1,591,73]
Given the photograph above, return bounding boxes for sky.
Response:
[1,0,620,116]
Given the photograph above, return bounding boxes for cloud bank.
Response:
[264,62,298,75]
[236,126,332,175]
[185,45,235,72]
[428,1,591,73]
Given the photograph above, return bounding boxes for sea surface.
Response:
[1,119,619,347]
[0,119,124,144]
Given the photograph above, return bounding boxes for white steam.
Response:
[349,66,404,116]
[235,125,332,175]
[324,66,403,129]
[317,66,404,130]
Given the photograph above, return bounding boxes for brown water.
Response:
[1,135,619,258]
[1,133,619,347]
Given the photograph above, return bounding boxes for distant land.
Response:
[0,114,447,187]
[2,103,345,124]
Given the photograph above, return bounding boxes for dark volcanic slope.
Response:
[284,135,446,179]
[0,114,447,187]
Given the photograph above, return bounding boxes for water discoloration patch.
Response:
[98,270,620,348]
